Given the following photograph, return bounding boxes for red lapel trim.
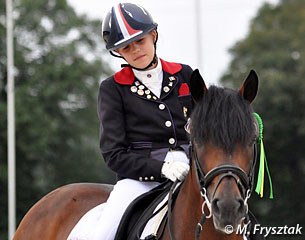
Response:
[114,67,134,85]
[113,59,182,85]
[160,59,182,75]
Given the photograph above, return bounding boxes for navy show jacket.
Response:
[98,59,193,182]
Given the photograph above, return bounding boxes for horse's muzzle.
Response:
[211,196,246,233]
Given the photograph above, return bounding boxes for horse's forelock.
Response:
[190,85,255,153]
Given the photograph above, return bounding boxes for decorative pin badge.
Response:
[137,89,144,96]
[130,86,137,93]
[163,86,170,93]
[183,106,188,118]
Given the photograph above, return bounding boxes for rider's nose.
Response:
[131,43,140,53]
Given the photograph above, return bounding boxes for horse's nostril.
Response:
[211,198,220,214]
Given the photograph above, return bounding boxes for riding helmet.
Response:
[102,3,158,51]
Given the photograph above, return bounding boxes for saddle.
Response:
[114,180,178,240]
[114,180,265,240]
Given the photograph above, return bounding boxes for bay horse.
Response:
[14,69,263,240]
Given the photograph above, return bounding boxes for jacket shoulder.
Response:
[99,76,121,94]
[181,64,193,74]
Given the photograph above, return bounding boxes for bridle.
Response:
[167,142,258,240]
[191,142,257,240]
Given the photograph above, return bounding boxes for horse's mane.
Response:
[190,85,255,153]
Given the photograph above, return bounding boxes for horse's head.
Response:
[189,69,259,234]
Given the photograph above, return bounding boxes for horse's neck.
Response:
[169,173,204,238]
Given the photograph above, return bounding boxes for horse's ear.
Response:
[190,69,208,104]
[239,69,259,103]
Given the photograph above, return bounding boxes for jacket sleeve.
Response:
[97,79,164,182]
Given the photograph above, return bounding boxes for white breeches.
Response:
[68,151,189,240]
[92,179,160,240]
[67,179,160,240]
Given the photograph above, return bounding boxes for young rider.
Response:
[95,3,194,239]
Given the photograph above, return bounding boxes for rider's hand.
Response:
[161,158,190,182]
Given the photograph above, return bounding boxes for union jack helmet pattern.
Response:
[102,3,158,51]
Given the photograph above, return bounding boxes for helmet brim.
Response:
[107,25,157,51]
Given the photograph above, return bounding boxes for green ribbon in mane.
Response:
[253,112,273,199]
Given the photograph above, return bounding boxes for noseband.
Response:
[192,143,256,196]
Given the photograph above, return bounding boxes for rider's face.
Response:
[116,31,157,69]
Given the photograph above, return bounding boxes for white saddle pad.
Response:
[67,186,178,240]
[67,203,105,240]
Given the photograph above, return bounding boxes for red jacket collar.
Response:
[114,59,182,85]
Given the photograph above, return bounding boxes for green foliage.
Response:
[221,0,305,238]
[1,0,115,239]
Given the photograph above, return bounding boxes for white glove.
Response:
[161,158,190,182]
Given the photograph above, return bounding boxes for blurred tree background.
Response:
[1,0,305,239]
[221,0,305,239]
[1,0,115,239]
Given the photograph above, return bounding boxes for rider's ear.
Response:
[190,69,208,104]
[239,69,259,103]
